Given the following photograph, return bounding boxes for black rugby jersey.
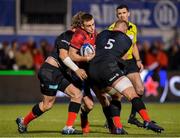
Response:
[94,30,132,61]
[50,30,74,69]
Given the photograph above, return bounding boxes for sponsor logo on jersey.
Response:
[109,73,119,82]
[49,84,58,90]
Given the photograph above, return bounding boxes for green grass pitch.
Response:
[0,103,180,137]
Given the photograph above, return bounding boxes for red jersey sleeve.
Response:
[70,31,85,50]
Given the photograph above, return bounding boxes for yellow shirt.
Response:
[108,21,137,59]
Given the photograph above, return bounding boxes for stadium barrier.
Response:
[0,70,179,103]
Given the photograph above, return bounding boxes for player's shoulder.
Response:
[73,28,87,39]
[56,30,73,42]
[75,28,86,35]
[97,29,111,37]
[64,30,74,36]
[57,30,73,38]
[101,29,110,33]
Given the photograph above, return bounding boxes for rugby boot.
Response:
[16,117,27,133]
[144,121,164,133]
[61,126,82,135]
[110,127,128,135]
[128,116,144,127]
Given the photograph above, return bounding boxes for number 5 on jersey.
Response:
[105,39,115,49]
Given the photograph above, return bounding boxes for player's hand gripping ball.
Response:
[80,43,95,56]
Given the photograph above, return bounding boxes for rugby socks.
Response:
[130,106,136,118]
[139,109,150,122]
[23,112,36,126]
[66,102,81,127]
[102,106,113,128]
[112,116,122,128]
[23,104,44,126]
[131,97,150,122]
[129,94,143,118]
[110,100,122,128]
[81,107,90,119]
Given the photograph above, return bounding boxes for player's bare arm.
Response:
[60,49,87,80]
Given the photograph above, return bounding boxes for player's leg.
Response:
[107,92,127,134]
[16,63,58,133]
[62,83,83,135]
[89,60,128,134]
[80,81,94,133]
[113,76,164,133]
[69,71,93,133]
[16,94,56,133]
[80,95,93,133]
[127,72,144,127]
[93,87,112,130]
[102,88,121,129]
[125,59,144,127]
[93,87,127,134]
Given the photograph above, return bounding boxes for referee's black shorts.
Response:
[124,58,139,74]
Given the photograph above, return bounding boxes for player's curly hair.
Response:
[71,11,86,28]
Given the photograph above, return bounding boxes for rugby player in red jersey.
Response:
[69,13,117,134]
[69,13,96,133]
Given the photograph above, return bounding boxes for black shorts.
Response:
[69,71,91,96]
[89,59,125,89]
[124,58,139,74]
[38,62,71,96]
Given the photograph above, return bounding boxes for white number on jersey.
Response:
[104,39,115,49]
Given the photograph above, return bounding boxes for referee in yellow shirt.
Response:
[109,4,144,128]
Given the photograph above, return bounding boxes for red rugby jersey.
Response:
[70,28,96,50]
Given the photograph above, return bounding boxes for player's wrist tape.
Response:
[63,57,79,72]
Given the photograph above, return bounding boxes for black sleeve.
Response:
[55,35,70,51]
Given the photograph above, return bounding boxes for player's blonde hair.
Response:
[71,11,86,29]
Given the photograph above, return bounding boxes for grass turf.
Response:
[0,103,180,137]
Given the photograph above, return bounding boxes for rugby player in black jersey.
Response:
[15,12,87,135]
[88,20,164,134]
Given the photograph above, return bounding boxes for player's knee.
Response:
[71,89,83,100]
[86,100,94,111]
[42,102,54,111]
[99,95,109,107]
[111,92,123,101]
[83,96,94,110]
[74,90,83,99]
[135,85,144,95]
[66,84,83,100]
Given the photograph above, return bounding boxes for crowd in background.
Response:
[0,36,180,71]
[138,36,180,71]
[0,38,53,71]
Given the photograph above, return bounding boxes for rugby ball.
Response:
[80,43,94,56]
